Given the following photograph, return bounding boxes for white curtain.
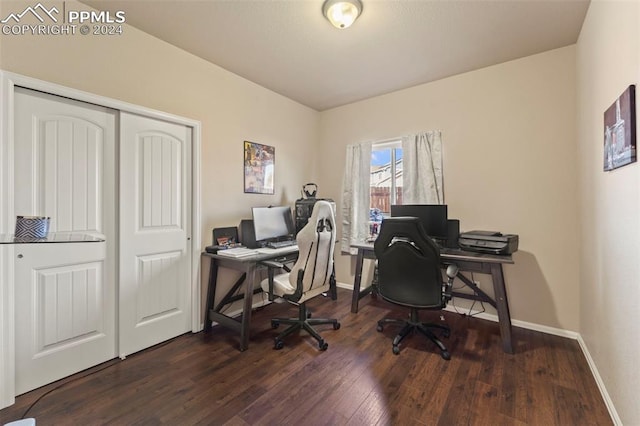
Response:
[340,142,372,254]
[402,131,444,204]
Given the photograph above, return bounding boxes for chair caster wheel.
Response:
[271,320,279,329]
[392,345,400,355]
[333,322,340,330]
[274,339,284,350]
[376,324,383,332]
[307,311,312,318]
[319,341,328,351]
[441,351,451,360]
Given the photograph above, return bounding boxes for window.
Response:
[370,140,402,224]
[342,132,442,252]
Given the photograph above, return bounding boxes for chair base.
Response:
[271,303,340,351]
[377,308,451,360]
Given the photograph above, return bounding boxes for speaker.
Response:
[445,219,460,249]
[239,219,258,248]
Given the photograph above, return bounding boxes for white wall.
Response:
[577,1,640,424]
[319,46,580,331]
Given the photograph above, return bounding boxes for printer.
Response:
[458,230,519,255]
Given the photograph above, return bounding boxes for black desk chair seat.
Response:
[374,217,458,360]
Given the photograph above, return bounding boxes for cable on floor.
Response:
[20,335,178,419]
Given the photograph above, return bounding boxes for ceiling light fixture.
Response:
[322,0,363,29]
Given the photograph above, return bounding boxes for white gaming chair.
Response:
[260,200,340,350]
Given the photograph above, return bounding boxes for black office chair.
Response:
[374,216,458,360]
[260,201,340,351]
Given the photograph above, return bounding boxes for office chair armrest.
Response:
[286,269,305,302]
[260,259,293,273]
[260,259,296,302]
[259,261,283,302]
[260,260,284,269]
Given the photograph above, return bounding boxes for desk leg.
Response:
[239,265,257,351]
[351,249,365,313]
[491,263,514,354]
[204,258,218,333]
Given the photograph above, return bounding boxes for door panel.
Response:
[14,89,112,235]
[14,242,109,395]
[136,251,182,323]
[119,113,192,357]
[13,88,116,395]
[40,117,104,232]
[139,134,182,229]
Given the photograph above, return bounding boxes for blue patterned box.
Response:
[15,216,50,239]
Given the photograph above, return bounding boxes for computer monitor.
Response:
[390,204,448,239]
[251,206,294,242]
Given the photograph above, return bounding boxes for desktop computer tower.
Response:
[295,198,335,234]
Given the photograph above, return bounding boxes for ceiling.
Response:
[81,0,590,111]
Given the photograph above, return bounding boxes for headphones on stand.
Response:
[302,183,318,199]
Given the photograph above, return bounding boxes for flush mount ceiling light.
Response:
[323,0,363,29]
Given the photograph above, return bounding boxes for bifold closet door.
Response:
[118,112,192,357]
[13,87,117,395]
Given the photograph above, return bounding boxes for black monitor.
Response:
[251,206,294,242]
[390,204,448,239]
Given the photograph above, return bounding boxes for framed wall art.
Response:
[244,141,275,194]
[604,85,636,171]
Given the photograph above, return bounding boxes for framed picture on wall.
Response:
[604,85,636,171]
[244,141,275,194]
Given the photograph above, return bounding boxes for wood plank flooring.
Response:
[0,288,612,425]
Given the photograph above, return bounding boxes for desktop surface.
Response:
[204,244,299,260]
[351,240,513,264]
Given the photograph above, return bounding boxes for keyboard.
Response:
[267,240,296,249]
[256,244,298,255]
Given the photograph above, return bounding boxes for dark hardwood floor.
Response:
[1,288,612,425]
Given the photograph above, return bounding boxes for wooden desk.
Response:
[350,242,515,354]
[202,248,337,351]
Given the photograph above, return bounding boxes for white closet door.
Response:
[119,113,192,357]
[13,88,117,395]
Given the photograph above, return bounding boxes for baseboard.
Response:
[443,306,580,338]
[576,335,622,425]
[335,281,352,290]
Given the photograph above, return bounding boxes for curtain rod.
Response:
[372,137,402,147]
